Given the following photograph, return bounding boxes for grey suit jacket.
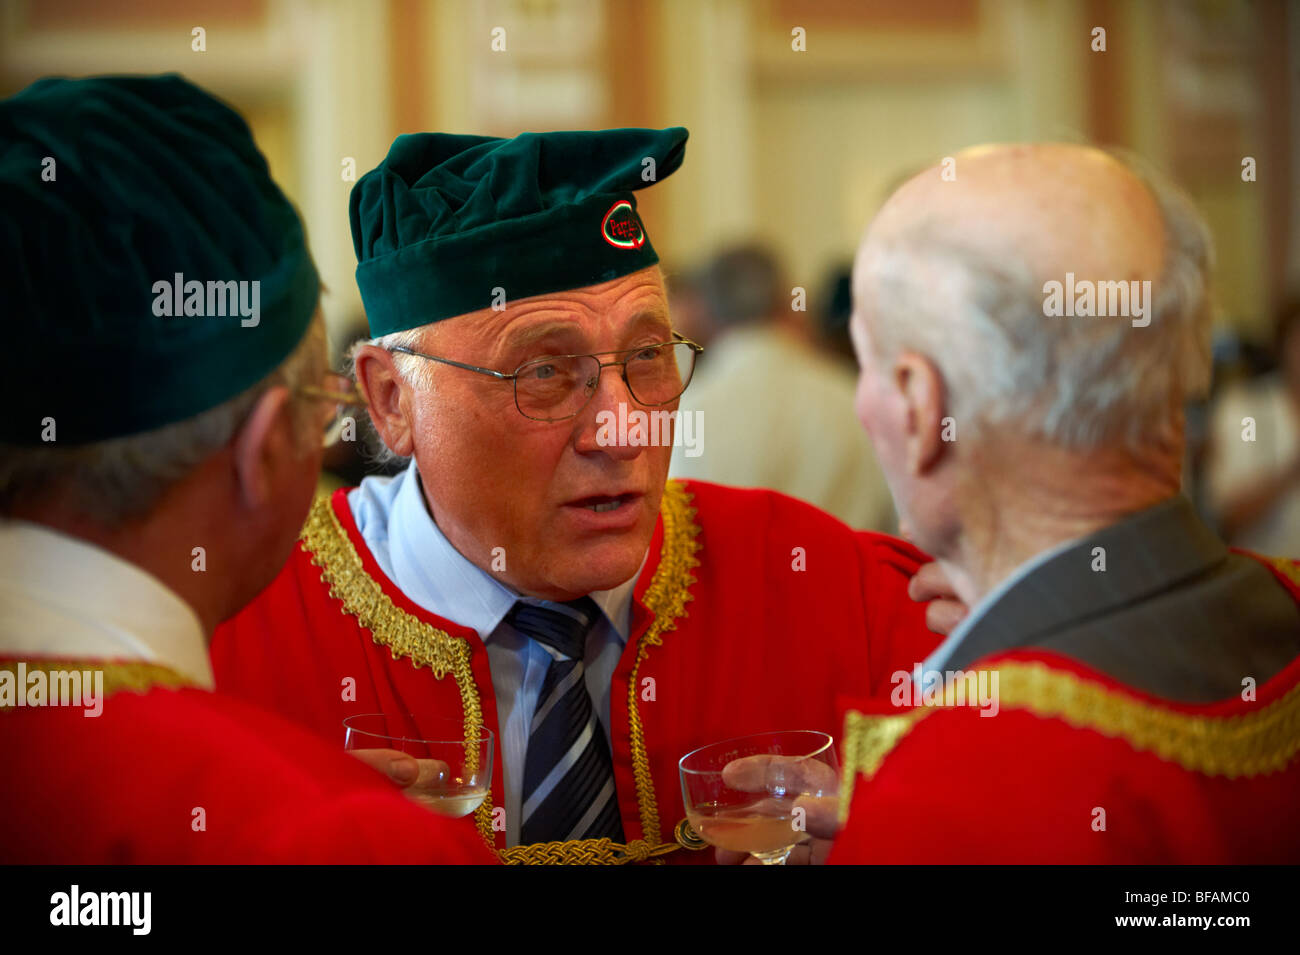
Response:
[944,495,1300,703]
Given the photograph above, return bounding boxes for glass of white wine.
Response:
[679,730,839,865]
[344,714,493,819]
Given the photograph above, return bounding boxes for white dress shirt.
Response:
[0,519,212,688]
[349,462,642,846]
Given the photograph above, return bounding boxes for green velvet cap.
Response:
[0,74,319,446]
[350,127,688,336]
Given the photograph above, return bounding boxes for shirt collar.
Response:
[0,519,212,688]
[918,496,1217,678]
[386,462,642,644]
[939,495,1224,674]
[917,531,1084,680]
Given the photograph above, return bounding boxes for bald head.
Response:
[865,144,1166,294]
[852,142,1213,453]
[848,143,1215,595]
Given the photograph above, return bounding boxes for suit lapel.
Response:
[946,496,1227,672]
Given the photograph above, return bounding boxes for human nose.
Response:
[585,358,649,415]
[572,360,644,457]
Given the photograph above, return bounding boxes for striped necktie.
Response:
[508,598,625,845]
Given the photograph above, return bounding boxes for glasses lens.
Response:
[625,341,696,406]
[515,354,600,421]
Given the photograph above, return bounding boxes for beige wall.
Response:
[1,0,1289,346]
[659,0,1091,286]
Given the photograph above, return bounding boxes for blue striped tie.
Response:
[509,598,625,845]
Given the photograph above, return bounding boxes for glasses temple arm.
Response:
[388,346,514,380]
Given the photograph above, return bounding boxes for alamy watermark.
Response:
[893,666,1000,716]
[595,402,703,457]
[152,272,260,327]
[1042,272,1152,328]
[50,885,150,935]
[0,663,104,717]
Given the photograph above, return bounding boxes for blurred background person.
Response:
[663,264,715,350]
[669,243,895,530]
[1206,297,1300,556]
[814,263,859,370]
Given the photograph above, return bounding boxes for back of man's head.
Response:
[0,74,327,628]
[0,74,324,522]
[855,143,1213,457]
[700,244,787,331]
[850,144,1214,583]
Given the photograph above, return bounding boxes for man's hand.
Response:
[348,747,452,805]
[712,755,841,865]
[909,561,967,636]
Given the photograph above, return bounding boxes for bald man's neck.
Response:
[944,431,1184,605]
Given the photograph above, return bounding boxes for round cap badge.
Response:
[601,199,645,249]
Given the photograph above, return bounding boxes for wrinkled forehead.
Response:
[429,267,672,352]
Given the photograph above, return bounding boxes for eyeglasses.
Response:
[296,372,368,447]
[388,332,704,422]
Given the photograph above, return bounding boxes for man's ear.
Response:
[353,344,415,458]
[893,350,948,477]
[233,385,293,510]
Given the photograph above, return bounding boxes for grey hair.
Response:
[0,312,328,526]
[858,156,1214,453]
[345,324,437,468]
[365,326,435,389]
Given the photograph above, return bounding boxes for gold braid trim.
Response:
[300,481,702,865]
[0,659,195,706]
[498,836,683,866]
[498,479,702,865]
[1256,553,1300,591]
[301,495,496,849]
[616,479,701,857]
[840,660,1300,813]
[837,709,926,824]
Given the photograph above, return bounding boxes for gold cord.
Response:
[301,481,703,864]
[0,659,194,705]
[841,659,1300,814]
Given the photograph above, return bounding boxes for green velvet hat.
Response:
[350,127,688,336]
[0,73,319,446]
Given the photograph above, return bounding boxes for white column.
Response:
[288,0,394,355]
[657,0,757,264]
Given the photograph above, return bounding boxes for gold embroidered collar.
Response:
[0,659,194,705]
[300,479,703,864]
[839,659,1300,822]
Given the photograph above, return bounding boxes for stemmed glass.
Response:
[679,730,840,865]
[344,714,494,819]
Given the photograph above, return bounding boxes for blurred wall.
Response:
[2,0,1295,351]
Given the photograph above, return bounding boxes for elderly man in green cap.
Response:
[0,74,494,864]
[213,127,950,864]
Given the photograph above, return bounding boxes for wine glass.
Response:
[679,730,840,865]
[344,714,494,819]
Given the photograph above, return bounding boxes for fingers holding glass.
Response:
[343,714,494,819]
[680,730,839,865]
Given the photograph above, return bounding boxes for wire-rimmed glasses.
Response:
[389,333,703,422]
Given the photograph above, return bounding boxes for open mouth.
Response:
[567,492,641,513]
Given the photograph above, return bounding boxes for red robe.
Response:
[829,555,1300,864]
[211,479,939,863]
[0,658,498,864]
